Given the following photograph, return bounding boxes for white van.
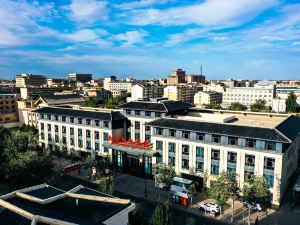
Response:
[170,177,193,195]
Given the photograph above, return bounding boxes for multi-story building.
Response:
[194,91,222,107]
[20,87,74,100]
[0,93,20,124]
[222,80,276,109]
[34,102,300,206]
[167,68,205,85]
[68,73,92,83]
[15,74,47,88]
[103,77,133,97]
[164,85,202,103]
[131,84,164,101]
[203,83,224,93]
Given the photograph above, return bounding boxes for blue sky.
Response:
[0,0,300,80]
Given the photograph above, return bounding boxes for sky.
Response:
[0,0,300,80]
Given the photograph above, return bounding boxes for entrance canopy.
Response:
[103,142,158,157]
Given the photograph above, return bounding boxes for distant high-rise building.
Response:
[194,91,222,107]
[167,68,205,85]
[15,74,47,88]
[163,85,202,102]
[103,76,133,97]
[68,73,92,83]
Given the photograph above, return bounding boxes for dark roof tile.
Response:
[118,101,192,112]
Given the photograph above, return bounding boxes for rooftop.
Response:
[34,106,127,121]
[118,100,192,112]
[38,94,83,105]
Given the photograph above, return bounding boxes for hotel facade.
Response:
[34,101,300,206]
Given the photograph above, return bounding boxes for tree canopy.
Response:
[228,102,246,111]
[250,99,270,112]
[204,102,222,109]
[84,97,100,108]
[286,91,298,113]
[155,163,176,190]
[152,202,173,225]
[104,91,131,109]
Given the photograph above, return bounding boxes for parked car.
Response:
[199,202,220,214]
[243,201,262,211]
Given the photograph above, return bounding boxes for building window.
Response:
[62,137,66,144]
[95,120,99,126]
[227,152,237,173]
[70,117,74,123]
[156,140,163,151]
[41,123,44,130]
[135,133,140,140]
[245,154,255,167]
[125,109,131,115]
[55,125,58,132]
[95,142,100,151]
[182,159,189,169]
[196,147,204,158]
[212,134,221,143]
[246,139,256,148]
[228,136,237,145]
[47,124,51,131]
[103,121,109,128]
[169,129,176,137]
[169,156,175,167]
[145,125,151,132]
[155,112,161,117]
[196,161,204,172]
[55,135,59,143]
[211,149,220,160]
[211,163,219,175]
[103,132,109,141]
[196,132,204,141]
[48,134,52,141]
[55,115,58,121]
[70,138,74,146]
[145,134,151,141]
[41,132,44,140]
[135,110,140,116]
[78,128,82,137]
[95,131,99,139]
[169,143,176,153]
[264,157,275,170]
[86,141,91,150]
[86,130,91,138]
[104,147,109,153]
[62,126,66,134]
[78,118,82,124]
[182,131,190,139]
[264,174,274,188]
[156,127,163,135]
[182,144,189,155]
[41,114,44,119]
[145,111,151,117]
[135,121,140,130]
[62,116,66,122]
[70,127,74,135]
[78,140,83,148]
[47,114,51,120]
[86,119,91,125]
[266,142,276,150]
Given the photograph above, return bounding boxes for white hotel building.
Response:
[34,101,300,206]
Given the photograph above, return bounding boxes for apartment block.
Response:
[194,91,222,107]
[164,85,202,102]
[131,84,164,101]
[15,74,47,88]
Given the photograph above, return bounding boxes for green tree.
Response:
[19,124,38,134]
[152,202,172,225]
[96,177,114,195]
[243,176,272,224]
[155,163,176,190]
[84,97,100,107]
[286,91,298,113]
[104,91,131,109]
[188,183,197,205]
[205,103,222,109]
[228,102,246,111]
[250,99,270,112]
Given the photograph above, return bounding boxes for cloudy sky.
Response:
[0,0,300,80]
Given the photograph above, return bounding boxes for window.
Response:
[182,159,189,169]
[135,121,140,130]
[145,125,151,131]
[228,136,237,145]
[196,132,204,141]
[86,130,91,138]
[103,132,109,141]
[169,156,175,167]
[125,109,131,115]
[155,112,161,117]
[145,111,151,117]
[246,139,256,148]
[169,129,176,137]
[211,149,220,160]
[41,114,44,119]
[169,143,176,153]
[62,116,66,122]
[78,140,83,148]
[55,115,58,121]
[227,152,237,163]
[196,147,204,158]
[211,163,219,175]
[156,127,163,135]
[245,154,255,167]
[212,134,221,143]
[86,141,91,150]
[78,118,82,124]
[47,124,51,131]
[264,157,275,170]
[156,140,163,151]
[145,134,151,141]
[104,147,109,153]
[135,110,140,116]
[55,125,58,132]
[103,121,109,128]
[47,114,51,120]
[264,174,274,188]
[78,128,82,137]
[55,135,59,143]
[266,142,275,150]
[62,137,66,144]
[182,145,189,155]
[182,131,190,139]
[70,127,74,135]
[41,123,44,130]
[70,117,74,123]
[62,126,66,134]
[48,134,52,141]
[135,133,140,140]
[196,161,204,172]
[95,120,99,126]
[86,119,91,125]
[95,131,99,139]
[95,142,100,151]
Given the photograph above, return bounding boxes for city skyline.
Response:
[1,0,300,80]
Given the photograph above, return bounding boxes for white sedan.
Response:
[199,202,220,214]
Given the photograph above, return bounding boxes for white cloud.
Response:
[292,42,300,45]
[66,0,108,26]
[114,0,173,10]
[261,36,286,41]
[165,28,206,46]
[62,29,108,42]
[213,36,227,41]
[123,0,277,26]
[115,30,148,45]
